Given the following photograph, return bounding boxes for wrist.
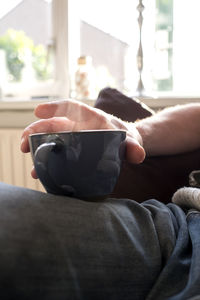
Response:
[108,114,144,149]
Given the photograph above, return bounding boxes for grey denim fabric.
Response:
[0,182,199,299]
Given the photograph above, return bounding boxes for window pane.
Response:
[152,0,200,96]
[70,0,200,99]
[152,0,173,92]
[173,0,200,96]
[0,0,54,98]
[71,0,139,99]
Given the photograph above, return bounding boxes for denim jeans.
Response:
[0,182,199,300]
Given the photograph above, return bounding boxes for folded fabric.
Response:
[95,87,154,122]
[172,187,200,211]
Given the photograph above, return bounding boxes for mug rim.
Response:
[29,129,126,137]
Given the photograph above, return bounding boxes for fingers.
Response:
[31,167,38,179]
[126,137,146,164]
[35,99,112,130]
[35,99,95,122]
[22,99,145,184]
[21,117,73,153]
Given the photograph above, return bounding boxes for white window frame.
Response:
[3,0,72,100]
[2,0,200,107]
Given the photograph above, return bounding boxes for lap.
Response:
[0,182,197,300]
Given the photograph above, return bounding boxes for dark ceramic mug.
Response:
[29,130,126,199]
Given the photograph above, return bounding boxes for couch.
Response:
[94,87,200,204]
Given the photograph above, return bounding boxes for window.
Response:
[0,0,54,99]
[69,0,140,100]
[1,0,200,101]
[69,0,200,99]
[0,0,70,100]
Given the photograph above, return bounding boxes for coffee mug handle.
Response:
[34,141,63,194]
[34,141,56,161]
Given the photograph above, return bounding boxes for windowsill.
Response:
[0,97,95,110]
[0,94,199,129]
[138,96,200,109]
[0,99,45,110]
[0,97,95,128]
[0,94,200,110]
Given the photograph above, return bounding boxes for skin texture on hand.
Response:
[136,103,200,156]
[21,99,145,178]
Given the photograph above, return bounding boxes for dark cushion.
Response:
[94,87,154,122]
[95,88,200,204]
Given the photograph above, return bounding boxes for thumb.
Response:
[126,137,146,164]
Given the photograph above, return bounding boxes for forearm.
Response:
[134,103,200,157]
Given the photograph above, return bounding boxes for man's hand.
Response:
[21,99,145,178]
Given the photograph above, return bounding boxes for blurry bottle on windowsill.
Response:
[74,56,96,101]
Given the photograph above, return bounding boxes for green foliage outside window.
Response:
[0,29,52,82]
[32,44,53,81]
[155,0,173,91]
